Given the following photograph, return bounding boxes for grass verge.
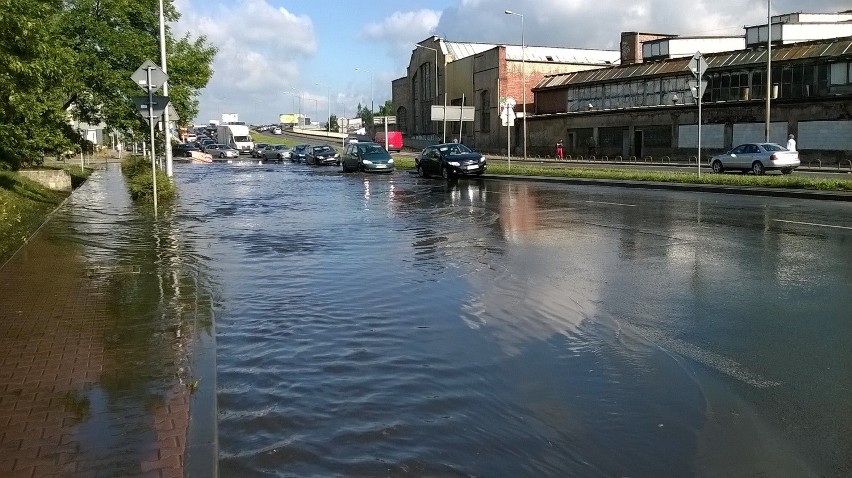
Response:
[392,157,852,192]
[0,167,93,264]
[122,156,177,203]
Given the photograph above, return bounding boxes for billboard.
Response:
[279,113,304,125]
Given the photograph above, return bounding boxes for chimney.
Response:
[620,32,641,65]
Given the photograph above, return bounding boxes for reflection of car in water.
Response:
[709,142,800,175]
[341,142,394,173]
[415,143,486,179]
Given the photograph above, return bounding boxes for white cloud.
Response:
[174,0,316,118]
[361,9,442,59]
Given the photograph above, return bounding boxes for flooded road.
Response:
[172,162,851,477]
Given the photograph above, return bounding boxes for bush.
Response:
[122,157,177,203]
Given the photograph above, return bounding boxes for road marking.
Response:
[585,200,636,207]
[774,219,852,230]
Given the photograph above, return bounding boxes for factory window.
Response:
[830,62,850,85]
[480,90,490,133]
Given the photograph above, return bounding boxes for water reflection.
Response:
[182,164,852,477]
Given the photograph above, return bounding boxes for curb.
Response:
[478,173,852,201]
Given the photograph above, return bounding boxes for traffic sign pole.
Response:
[147,67,158,215]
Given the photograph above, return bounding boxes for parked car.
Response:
[305,145,340,166]
[251,142,269,157]
[374,131,403,152]
[261,144,291,161]
[341,142,394,173]
[710,142,800,175]
[173,143,200,157]
[289,144,311,162]
[272,127,282,135]
[198,138,216,151]
[415,143,486,179]
[205,143,240,159]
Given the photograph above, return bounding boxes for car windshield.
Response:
[438,144,472,155]
[276,145,289,150]
[256,143,268,148]
[314,146,333,154]
[234,135,251,142]
[762,143,786,152]
[359,144,386,155]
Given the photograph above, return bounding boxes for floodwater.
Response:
[171,162,852,477]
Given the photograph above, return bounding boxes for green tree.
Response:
[60,0,215,143]
[328,114,339,133]
[0,0,77,169]
[357,103,373,128]
[378,100,394,116]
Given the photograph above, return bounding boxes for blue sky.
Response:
[172,0,848,125]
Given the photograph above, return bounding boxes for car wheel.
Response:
[417,165,426,178]
[781,168,793,175]
[711,160,724,174]
[752,161,765,176]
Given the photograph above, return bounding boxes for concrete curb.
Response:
[478,173,852,201]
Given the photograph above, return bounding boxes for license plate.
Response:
[466,164,479,170]
[376,164,386,168]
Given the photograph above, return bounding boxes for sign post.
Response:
[131,60,169,215]
[500,97,516,171]
[689,52,708,177]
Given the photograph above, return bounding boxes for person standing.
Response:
[556,140,564,160]
[786,134,797,152]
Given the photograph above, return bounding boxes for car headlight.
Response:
[388,158,394,164]
[362,159,373,165]
[448,161,460,167]
[479,156,486,162]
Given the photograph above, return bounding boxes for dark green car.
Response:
[341,142,395,173]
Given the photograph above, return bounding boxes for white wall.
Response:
[798,120,852,150]
[678,124,724,148]
[732,122,787,146]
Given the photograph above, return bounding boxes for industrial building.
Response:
[392,11,852,164]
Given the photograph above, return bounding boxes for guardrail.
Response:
[808,159,822,168]
[839,159,852,171]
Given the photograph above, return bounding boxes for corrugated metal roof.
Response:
[535,35,852,90]
[504,45,619,65]
[441,40,618,65]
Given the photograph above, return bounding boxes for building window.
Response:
[830,62,850,85]
[480,90,490,133]
[396,106,408,134]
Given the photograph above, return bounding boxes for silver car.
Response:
[206,143,240,159]
[710,143,800,175]
[261,144,291,161]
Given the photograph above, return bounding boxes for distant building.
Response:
[392,36,619,152]
[530,12,852,163]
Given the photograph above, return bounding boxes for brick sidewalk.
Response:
[0,167,194,477]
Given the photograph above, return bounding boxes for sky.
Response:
[171,0,849,126]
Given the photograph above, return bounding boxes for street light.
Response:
[504,10,527,160]
[354,67,374,116]
[315,82,331,135]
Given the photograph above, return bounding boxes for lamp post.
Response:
[765,0,771,142]
[504,10,526,160]
[316,82,331,136]
[158,0,173,177]
[355,67,374,117]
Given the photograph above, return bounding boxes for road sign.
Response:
[131,60,169,93]
[133,95,170,124]
[688,52,709,79]
[500,106,516,127]
[165,103,179,123]
[689,80,708,99]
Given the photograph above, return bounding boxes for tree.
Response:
[0,0,77,169]
[60,0,215,144]
[378,100,394,117]
[356,103,372,129]
[328,114,339,133]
